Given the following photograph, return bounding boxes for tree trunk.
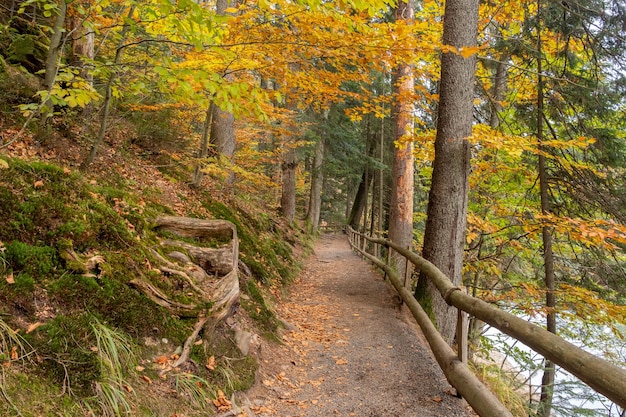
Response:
[306,138,324,232]
[281,146,297,222]
[192,100,215,188]
[536,9,556,415]
[210,0,238,190]
[69,14,95,86]
[416,0,478,345]
[39,0,67,126]
[80,6,135,170]
[388,0,415,281]
[489,57,507,129]
[347,170,371,229]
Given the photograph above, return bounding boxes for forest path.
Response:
[245,234,474,417]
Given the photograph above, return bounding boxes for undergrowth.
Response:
[0,154,305,415]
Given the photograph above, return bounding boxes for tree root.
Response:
[167,315,210,372]
[128,279,204,318]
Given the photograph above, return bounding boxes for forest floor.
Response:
[243,234,476,417]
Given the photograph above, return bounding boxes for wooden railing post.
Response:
[457,289,468,364]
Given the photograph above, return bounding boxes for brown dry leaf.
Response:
[123,384,133,393]
[33,180,44,188]
[433,396,442,403]
[2,361,10,368]
[5,272,14,284]
[212,389,231,411]
[26,322,43,334]
[206,355,216,371]
[155,355,169,364]
[335,358,348,365]
[90,346,99,352]
[63,167,71,175]
[141,375,152,384]
[136,365,145,372]
[10,346,18,360]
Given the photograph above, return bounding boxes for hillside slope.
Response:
[0,124,309,416]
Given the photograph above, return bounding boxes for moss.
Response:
[29,314,101,396]
[0,370,83,416]
[242,280,281,339]
[4,241,59,279]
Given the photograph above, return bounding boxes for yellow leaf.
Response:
[459,46,480,58]
[0,159,8,169]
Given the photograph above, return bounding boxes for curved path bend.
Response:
[246,234,474,417]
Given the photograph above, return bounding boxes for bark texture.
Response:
[388,0,415,281]
[536,20,556,416]
[416,0,478,345]
[281,146,297,222]
[210,0,238,189]
[306,138,324,232]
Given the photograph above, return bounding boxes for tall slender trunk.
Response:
[39,0,67,126]
[192,100,216,188]
[81,6,135,170]
[281,146,297,222]
[489,58,507,129]
[537,7,556,414]
[416,0,478,345]
[306,138,324,232]
[388,0,415,280]
[210,0,238,190]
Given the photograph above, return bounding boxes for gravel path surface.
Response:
[246,234,476,417]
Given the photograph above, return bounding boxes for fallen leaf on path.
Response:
[433,396,442,403]
[335,358,348,365]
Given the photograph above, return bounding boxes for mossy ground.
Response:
[0,152,307,416]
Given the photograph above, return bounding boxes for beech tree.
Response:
[416,0,479,344]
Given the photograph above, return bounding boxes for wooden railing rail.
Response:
[346,227,626,413]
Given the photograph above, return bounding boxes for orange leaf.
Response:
[10,346,18,360]
[206,355,216,371]
[26,322,42,334]
[155,355,169,364]
[142,375,152,384]
[33,180,44,188]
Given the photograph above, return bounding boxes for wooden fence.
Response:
[346,227,626,416]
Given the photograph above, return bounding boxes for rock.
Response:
[232,323,259,356]
[278,318,298,332]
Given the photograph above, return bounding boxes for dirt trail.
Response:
[246,234,475,417]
